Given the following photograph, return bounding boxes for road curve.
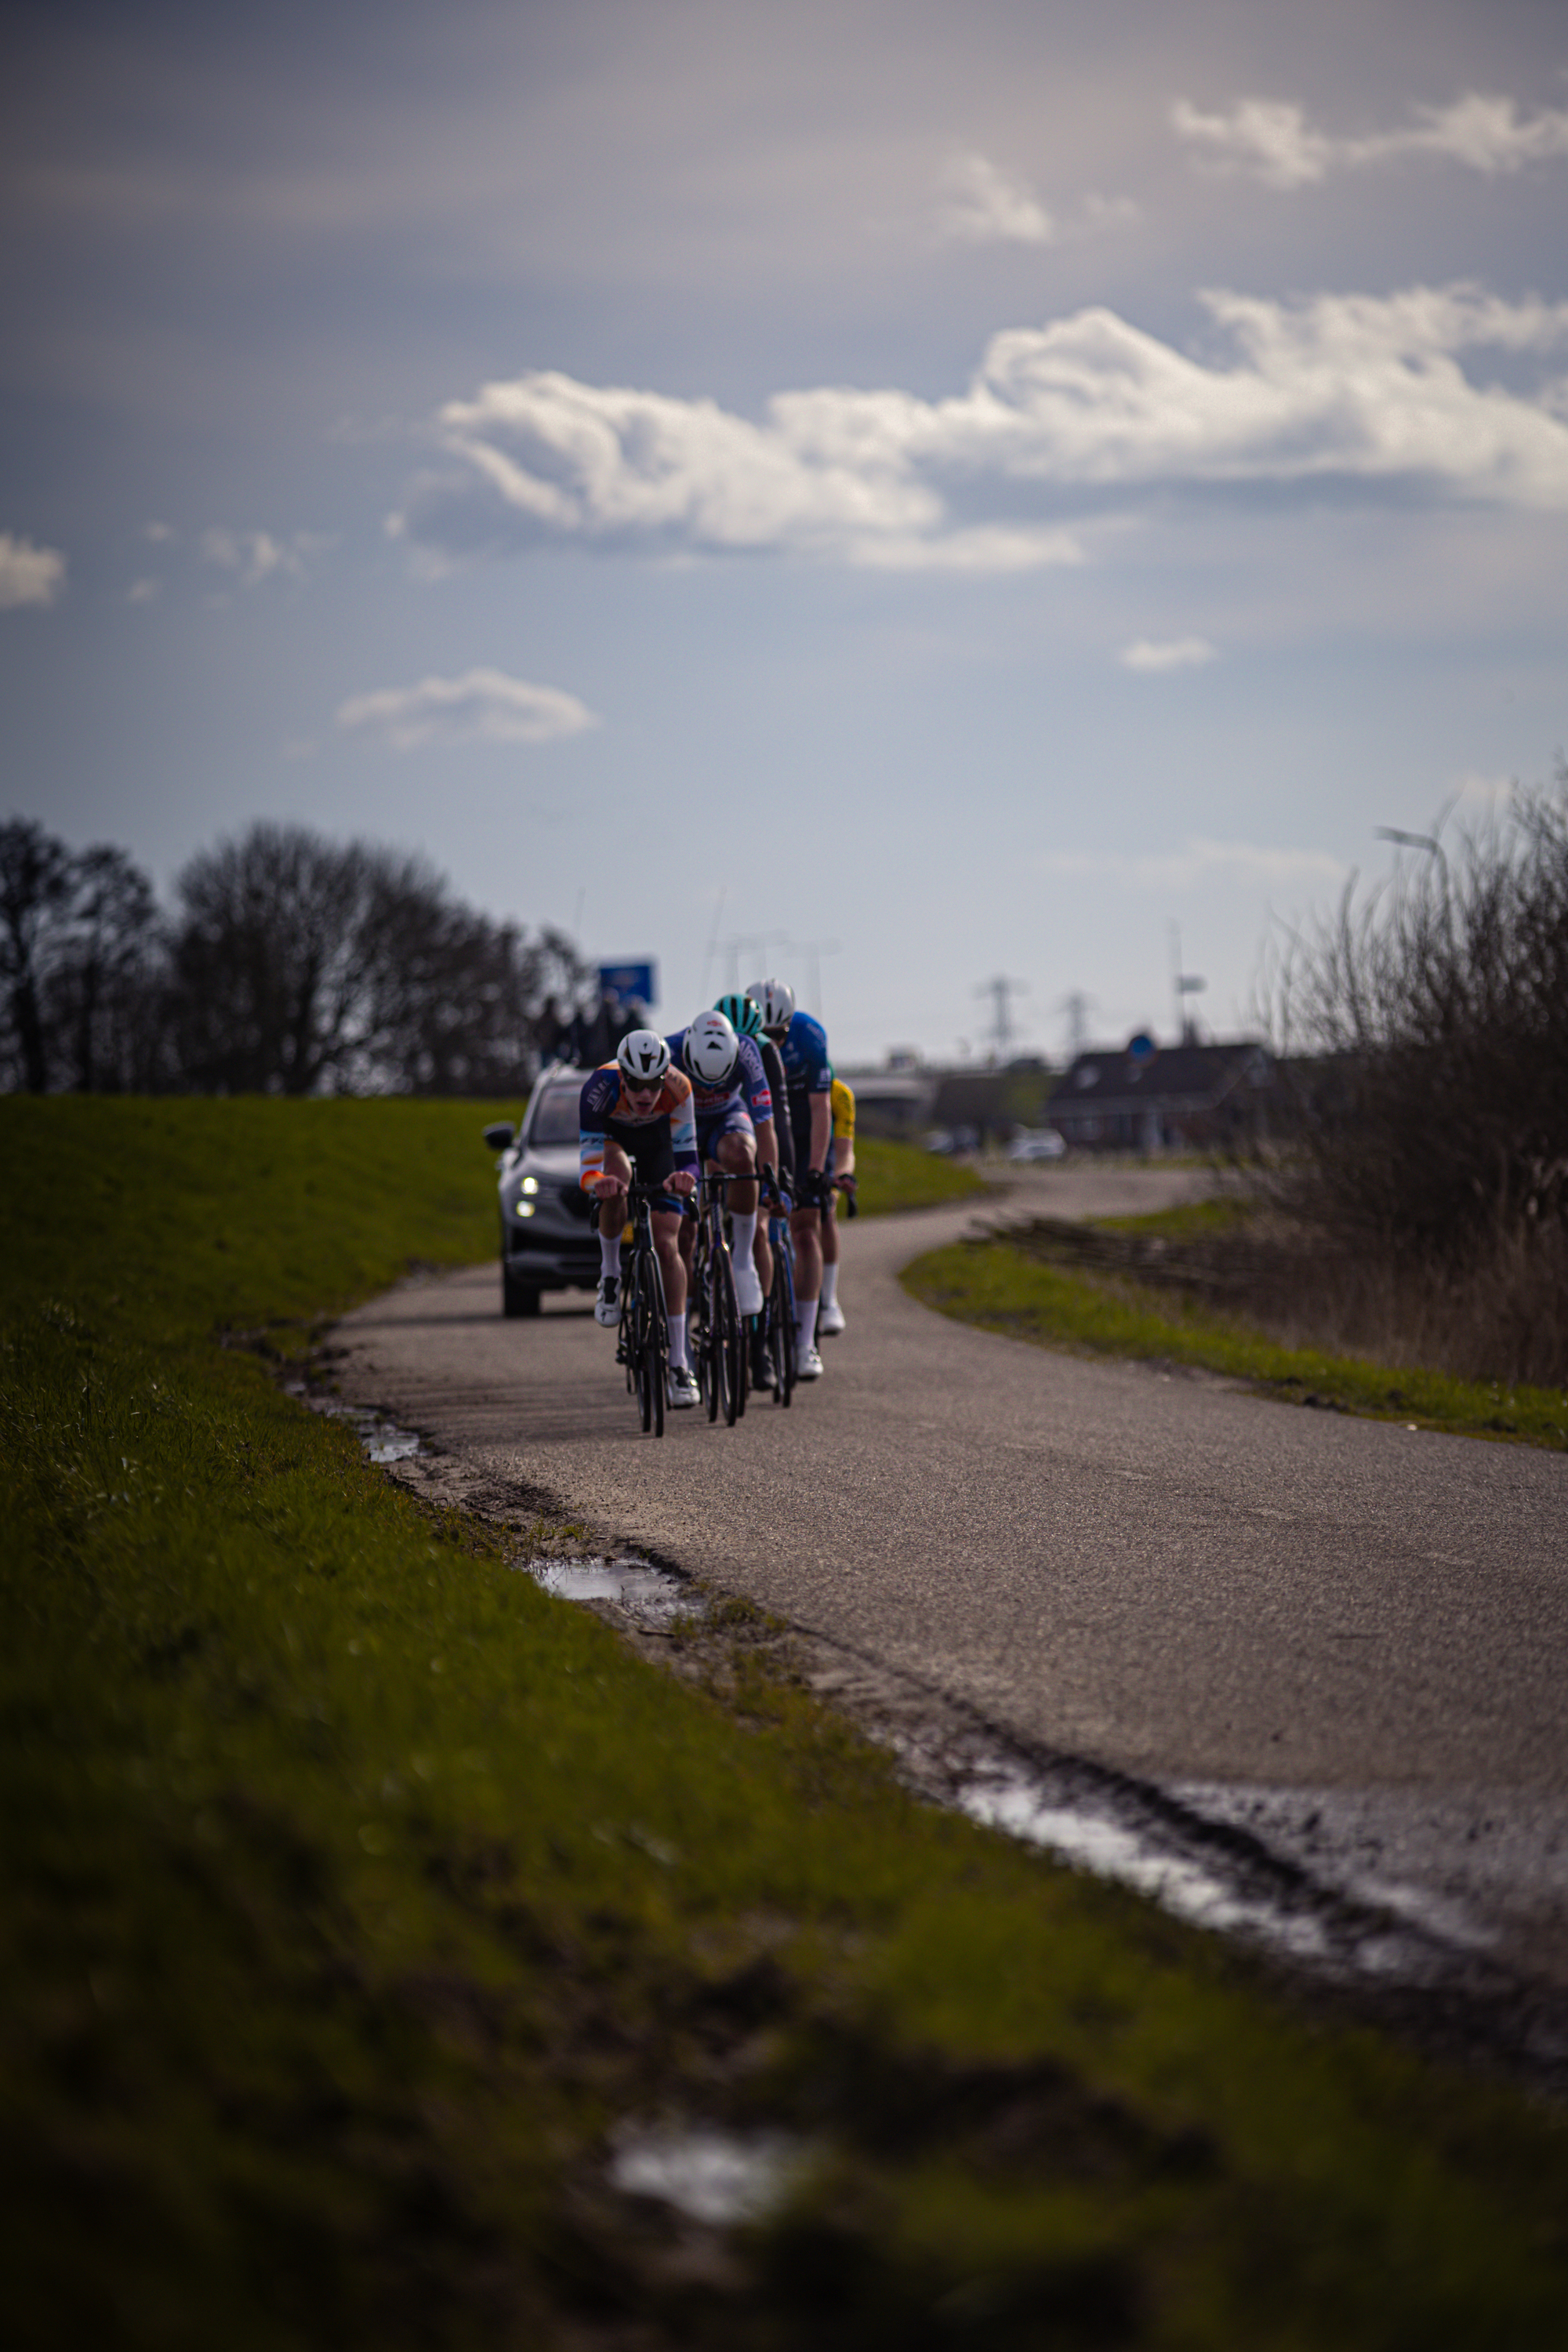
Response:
[335,1169,1568,1987]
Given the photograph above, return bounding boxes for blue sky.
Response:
[5,0,1566,1065]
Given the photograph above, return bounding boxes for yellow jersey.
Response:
[830,1078,855,1141]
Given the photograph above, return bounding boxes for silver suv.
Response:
[482,1064,600,1316]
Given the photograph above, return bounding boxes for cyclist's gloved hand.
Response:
[591,1174,626,1198]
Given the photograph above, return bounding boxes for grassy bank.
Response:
[845,1134,984,1217]
[902,1203,1568,1449]
[6,1100,1568,2347]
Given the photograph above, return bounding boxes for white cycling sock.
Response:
[599,1229,622,1278]
[729,1209,757,1267]
[795,1295,818,1352]
[667,1311,689,1370]
[820,1263,839,1311]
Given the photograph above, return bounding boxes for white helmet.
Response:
[616,1029,670,1087]
[749,978,796,1035]
[683,1009,739,1087]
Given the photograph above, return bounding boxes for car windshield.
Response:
[528,1082,581,1148]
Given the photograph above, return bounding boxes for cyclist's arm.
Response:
[579,1068,622,1192]
[666,1076,699,1194]
[807,1090,831,1174]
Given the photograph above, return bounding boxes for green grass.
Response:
[903,1205,1568,1448]
[851,1134,985,1216]
[6,1098,1568,2347]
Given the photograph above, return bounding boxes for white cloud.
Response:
[1120,636,1216,673]
[201,526,332,586]
[1040,839,1347,892]
[1174,92,1568,189]
[404,284,1568,573]
[127,575,160,604]
[0,532,66,609]
[937,152,1054,245]
[336,668,600,753]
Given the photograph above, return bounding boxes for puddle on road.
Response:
[608,2125,806,2225]
[286,1385,426,1464]
[523,1555,706,1632]
[954,1764,1332,1963]
[898,1729,1530,2001]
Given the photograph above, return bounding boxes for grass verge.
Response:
[903,1209,1568,1450]
[6,1099,1568,2347]
[847,1135,985,1216]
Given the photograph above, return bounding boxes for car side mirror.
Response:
[482,1122,515,1152]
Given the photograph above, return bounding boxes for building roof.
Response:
[1049,1039,1274,1122]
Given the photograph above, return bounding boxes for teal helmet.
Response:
[713,990,764,1040]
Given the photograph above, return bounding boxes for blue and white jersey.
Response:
[666,1028,775,1124]
[775,1009,833,1100]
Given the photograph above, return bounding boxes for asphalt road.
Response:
[336,1167,1568,1988]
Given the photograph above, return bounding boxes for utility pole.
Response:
[1169,923,1206,1044]
[975,975,1029,1065]
[718,932,789,993]
[1059,990,1091,1062]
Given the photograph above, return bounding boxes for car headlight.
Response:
[516,1201,535,1218]
[521,1175,539,1194]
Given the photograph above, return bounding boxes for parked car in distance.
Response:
[1004,1127,1067,1162]
[481,1065,600,1316]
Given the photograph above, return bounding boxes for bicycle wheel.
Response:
[689,1224,716,1418]
[713,1246,742,1428]
[771,1229,797,1406]
[645,1245,668,1437]
[632,1256,655,1432]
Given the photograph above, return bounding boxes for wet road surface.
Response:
[334,1167,1568,1996]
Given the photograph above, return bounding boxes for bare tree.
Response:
[169,825,380,1093]
[1277,771,1568,1262]
[0,819,71,1091]
[44,846,168,1091]
[167,820,594,1095]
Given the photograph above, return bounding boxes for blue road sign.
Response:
[598,960,657,1009]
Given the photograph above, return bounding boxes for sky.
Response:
[4,0,1566,1068]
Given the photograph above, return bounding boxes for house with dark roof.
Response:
[1047,1036,1278,1152]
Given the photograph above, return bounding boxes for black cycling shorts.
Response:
[602,1116,677,1200]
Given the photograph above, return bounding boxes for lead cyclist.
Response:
[578,1029,700,1407]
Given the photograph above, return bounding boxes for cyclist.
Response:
[818,1074,856,1335]
[664,1007,774,1323]
[713,990,794,1388]
[748,977,833,1381]
[579,1030,700,1407]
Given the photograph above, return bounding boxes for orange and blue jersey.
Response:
[579,1062,699,1190]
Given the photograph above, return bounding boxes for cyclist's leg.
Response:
[818,1188,842,1330]
[713,1121,764,1315]
[652,1210,688,1349]
[593,1141,632,1325]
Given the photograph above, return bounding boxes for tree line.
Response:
[0,817,601,1096]
[1279,769,1568,1268]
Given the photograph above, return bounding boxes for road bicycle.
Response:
[612,1181,677,1436]
[688,1170,746,1427]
